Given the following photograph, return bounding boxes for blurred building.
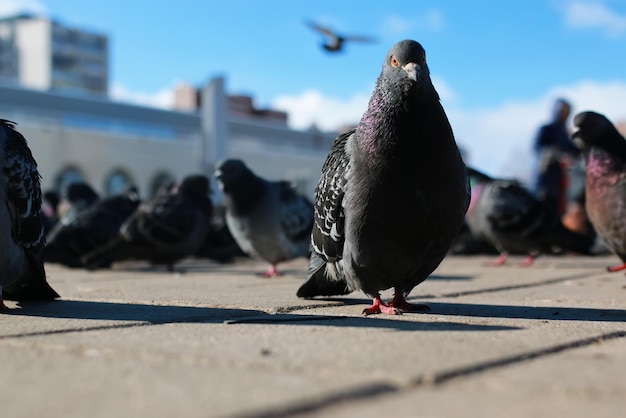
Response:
[0,13,108,96]
[174,83,288,126]
[0,77,335,199]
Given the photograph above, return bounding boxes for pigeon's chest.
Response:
[585,154,626,250]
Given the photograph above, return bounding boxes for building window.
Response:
[105,169,134,196]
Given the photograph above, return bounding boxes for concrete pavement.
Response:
[1,255,625,418]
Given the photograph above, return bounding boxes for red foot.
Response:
[362,296,400,316]
[519,253,536,267]
[607,262,626,272]
[485,252,509,267]
[389,293,430,313]
[257,265,283,278]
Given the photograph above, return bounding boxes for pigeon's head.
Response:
[178,174,210,196]
[62,182,99,204]
[572,111,619,149]
[214,159,253,193]
[381,40,429,90]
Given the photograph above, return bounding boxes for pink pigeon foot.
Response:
[485,252,509,267]
[258,265,283,278]
[389,291,430,313]
[362,296,400,316]
[607,262,626,273]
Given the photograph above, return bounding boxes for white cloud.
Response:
[562,0,626,37]
[0,0,46,17]
[449,79,626,181]
[272,89,370,131]
[380,9,446,36]
[272,78,626,183]
[110,82,174,110]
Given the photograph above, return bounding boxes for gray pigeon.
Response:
[215,159,314,277]
[465,167,593,266]
[572,111,626,272]
[305,20,375,53]
[44,190,141,267]
[81,175,212,271]
[297,40,470,315]
[0,119,60,311]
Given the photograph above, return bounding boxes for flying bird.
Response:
[44,190,141,267]
[81,175,213,271]
[572,111,626,272]
[296,40,470,315]
[215,159,314,277]
[305,20,375,53]
[0,119,60,311]
[464,167,594,266]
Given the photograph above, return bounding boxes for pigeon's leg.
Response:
[606,262,626,273]
[388,289,430,313]
[485,252,509,266]
[519,252,538,267]
[362,295,400,316]
[258,264,283,278]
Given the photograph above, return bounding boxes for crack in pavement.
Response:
[230,330,626,418]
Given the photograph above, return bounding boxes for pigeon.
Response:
[194,204,247,263]
[0,119,60,311]
[464,167,594,266]
[572,111,626,272]
[296,40,470,315]
[81,174,213,271]
[44,190,141,267]
[305,20,375,53]
[215,159,314,277]
[55,181,100,229]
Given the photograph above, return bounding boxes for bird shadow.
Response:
[7,299,517,333]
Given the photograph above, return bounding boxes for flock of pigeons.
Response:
[1,40,625,315]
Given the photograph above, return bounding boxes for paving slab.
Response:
[0,255,625,418]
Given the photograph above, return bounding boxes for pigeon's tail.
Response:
[542,223,595,255]
[81,237,131,269]
[2,250,60,301]
[296,252,351,298]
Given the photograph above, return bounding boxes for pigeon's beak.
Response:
[402,62,419,82]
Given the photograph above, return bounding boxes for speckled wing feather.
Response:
[1,119,44,249]
[310,129,353,271]
[276,181,314,242]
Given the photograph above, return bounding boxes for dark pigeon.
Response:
[305,20,375,53]
[44,190,141,267]
[297,40,470,315]
[56,181,100,228]
[0,119,59,311]
[215,159,314,277]
[572,111,626,272]
[465,167,594,266]
[81,174,213,271]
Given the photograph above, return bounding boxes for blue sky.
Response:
[2,0,626,179]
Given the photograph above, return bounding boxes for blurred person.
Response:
[531,98,580,214]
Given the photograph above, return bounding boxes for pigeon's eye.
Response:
[390,56,399,67]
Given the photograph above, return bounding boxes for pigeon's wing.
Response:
[305,20,336,37]
[310,129,353,263]
[275,182,314,242]
[343,35,375,43]
[122,194,198,246]
[485,180,554,237]
[2,120,44,249]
